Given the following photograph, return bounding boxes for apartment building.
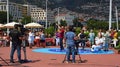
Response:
[31,8,46,22]
[22,4,37,16]
[0,0,7,11]
[0,0,22,21]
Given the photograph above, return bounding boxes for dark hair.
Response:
[68,25,73,31]
[14,24,19,29]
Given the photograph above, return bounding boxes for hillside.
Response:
[9,0,120,15]
[9,0,104,9]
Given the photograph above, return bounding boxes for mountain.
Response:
[9,0,104,9]
[9,0,120,15]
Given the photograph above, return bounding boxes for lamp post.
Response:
[45,0,48,29]
[58,7,60,25]
[7,0,9,34]
[109,0,112,30]
[115,6,119,30]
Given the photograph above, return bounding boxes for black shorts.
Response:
[40,40,45,42]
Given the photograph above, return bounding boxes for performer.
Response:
[9,24,22,63]
[64,26,76,63]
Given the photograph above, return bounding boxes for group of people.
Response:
[54,25,119,63]
[91,29,118,52]
[2,23,118,64]
[28,29,46,48]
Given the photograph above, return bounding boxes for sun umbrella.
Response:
[4,21,20,28]
[0,23,4,28]
[24,22,43,28]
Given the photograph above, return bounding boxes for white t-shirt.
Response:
[95,37,104,45]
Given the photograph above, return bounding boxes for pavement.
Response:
[0,46,120,67]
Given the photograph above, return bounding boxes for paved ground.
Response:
[0,46,120,67]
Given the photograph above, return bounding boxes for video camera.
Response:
[14,24,28,35]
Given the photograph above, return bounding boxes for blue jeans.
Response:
[60,38,64,50]
[80,40,86,50]
[10,42,21,62]
[103,43,109,51]
[66,45,76,62]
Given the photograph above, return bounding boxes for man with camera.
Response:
[9,24,23,63]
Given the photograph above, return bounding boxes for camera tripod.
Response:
[0,56,9,66]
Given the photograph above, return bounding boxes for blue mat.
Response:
[32,48,114,55]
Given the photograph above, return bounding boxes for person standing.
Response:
[103,30,110,51]
[9,24,22,63]
[28,30,35,49]
[59,26,65,51]
[39,30,46,48]
[113,30,118,47]
[55,29,60,46]
[78,30,86,50]
[64,26,76,63]
[89,29,95,46]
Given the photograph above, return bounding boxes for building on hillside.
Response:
[31,7,55,27]
[0,1,6,11]
[22,4,37,16]
[47,9,55,24]
[0,0,22,21]
[55,14,75,25]
[31,8,46,22]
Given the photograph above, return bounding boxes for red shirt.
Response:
[59,29,64,38]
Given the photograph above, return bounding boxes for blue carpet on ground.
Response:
[32,48,114,55]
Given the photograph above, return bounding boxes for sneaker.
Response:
[72,61,76,64]
[18,60,23,64]
[10,61,15,63]
[65,61,69,64]
[72,62,75,64]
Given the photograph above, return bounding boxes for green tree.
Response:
[0,11,12,24]
[73,18,83,28]
[87,19,109,30]
[44,26,55,37]
[21,16,31,24]
[60,19,67,26]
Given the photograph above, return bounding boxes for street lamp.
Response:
[58,7,60,25]
[109,0,112,30]
[7,0,9,34]
[45,0,48,29]
[115,6,119,30]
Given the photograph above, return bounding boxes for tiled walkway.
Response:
[0,46,120,67]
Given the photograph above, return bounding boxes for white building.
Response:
[47,9,55,24]
[22,4,37,16]
[9,3,22,20]
[55,14,75,25]
[31,7,55,26]
[31,8,46,22]
[0,1,22,21]
[0,0,7,11]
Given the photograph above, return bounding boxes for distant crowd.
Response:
[0,25,119,51]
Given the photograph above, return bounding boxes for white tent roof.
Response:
[24,22,43,28]
[0,23,4,28]
[4,21,20,28]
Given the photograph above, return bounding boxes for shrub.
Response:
[44,26,55,37]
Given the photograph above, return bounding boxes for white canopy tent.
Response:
[24,22,43,28]
[3,21,20,28]
[0,24,4,28]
